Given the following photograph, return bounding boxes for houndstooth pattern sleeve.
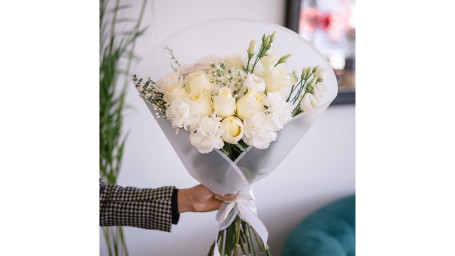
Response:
[100,180,175,232]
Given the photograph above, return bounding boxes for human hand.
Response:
[177,184,236,213]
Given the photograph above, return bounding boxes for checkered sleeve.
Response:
[100,180,176,232]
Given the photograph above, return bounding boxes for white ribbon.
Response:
[213,188,268,256]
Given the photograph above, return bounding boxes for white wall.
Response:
[101,0,355,255]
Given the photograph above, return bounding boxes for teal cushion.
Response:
[283,195,355,256]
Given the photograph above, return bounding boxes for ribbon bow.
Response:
[213,188,268,256]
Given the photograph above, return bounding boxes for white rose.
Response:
[300,93,319,112]
[265,92,293,131]
[189,90,213,117]
[243,112,277,149]
[156,71,182,94]
[189,114,224,153]
[264,66,296,92]
[224,54,244,69]
[236,90,266,120]
[221,116,244,144]
[213,87,236,118]
[163,86,189,103]
[312,83,327,101]
[185,71,212,93]
[243,74,266,92]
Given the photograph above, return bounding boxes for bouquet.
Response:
[133,19,337,256]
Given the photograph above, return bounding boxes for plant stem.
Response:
[246,225,257,256]
[234,217,241,256]
[242,222,252,256]
[220,229,225,255]
[102,227,113,256]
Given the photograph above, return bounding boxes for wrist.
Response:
[177,188,193,213]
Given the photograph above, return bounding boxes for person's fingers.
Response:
[214,194,237,202]
[210,199,222,211]
[194,198,222,212]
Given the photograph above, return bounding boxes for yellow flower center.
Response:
[253,94,264,103]
[228,120,241,137]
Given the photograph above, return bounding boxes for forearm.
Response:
[99,180,178,232]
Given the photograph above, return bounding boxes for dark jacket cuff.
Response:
[171,188,180,225]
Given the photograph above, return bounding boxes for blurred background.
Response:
[100,0,355,255]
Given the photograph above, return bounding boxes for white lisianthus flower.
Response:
[260,54,280,69]
[189,114,224,153]
[156,71,183,94]
[189,90,213,117]
[221,116,244,144]
[265,92,293,131]
[312,83,328,101]
[185,71,212,93]
[264,66,296,92]
[165,98,192,130]
[300,93,319,112]
[314,67,326,81]
[243,74,266,92]
[252,62,265,77]
[213,87,236,118]
[243,112,277,149]
[236,90,267,120]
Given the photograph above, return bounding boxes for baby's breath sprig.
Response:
[247,31,276,74]
[164,46,181,72]
[132,74,168,118]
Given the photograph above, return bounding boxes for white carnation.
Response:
[243,112,277,149]
[243,74,266,92]
[189,114,224,153]
[166,98,201,132]
[265,92,293,131]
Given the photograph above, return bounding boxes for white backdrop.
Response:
[100,0,355,255]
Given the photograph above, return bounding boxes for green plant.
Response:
[100,0,147,255]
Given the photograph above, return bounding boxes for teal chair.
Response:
[283,195,355,256]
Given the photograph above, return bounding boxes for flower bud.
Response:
[247,40,256,58]
[270,31,276,42]
[275,54,291,66]
[221,116,244,144]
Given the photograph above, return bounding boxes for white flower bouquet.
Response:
[133,19,337,255]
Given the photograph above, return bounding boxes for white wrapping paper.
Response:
[134,18,338,252]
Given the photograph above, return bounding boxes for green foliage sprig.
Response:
[286,66,323,116]
[245,32,275,73]
[100,0,147,255]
